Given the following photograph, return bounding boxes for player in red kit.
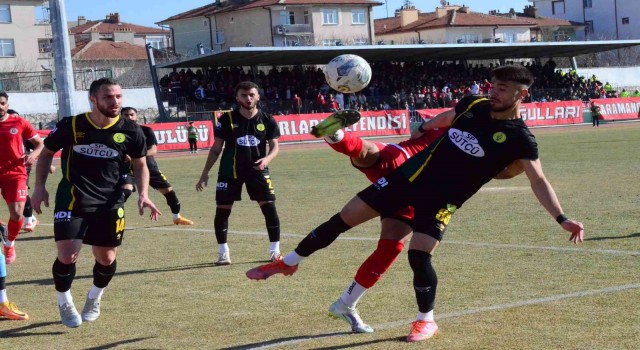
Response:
[0,92,43,264]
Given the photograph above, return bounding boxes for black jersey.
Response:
[215,109,280,178]
[399,96,538,207]
[45,113,147,213]
[140,125,160,172]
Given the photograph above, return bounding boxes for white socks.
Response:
[0,289,7,303]
[340,280,368,307]
[88,285,105,299]
[416,310,434,322]
[324,129,345,144]
[283,251,304,266]
[218,243,229,254]
[57,290,73,306]
[173,213,181,220]
[269,241,280,253]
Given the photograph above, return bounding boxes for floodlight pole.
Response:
[146,43,168,120]
[49,0,76,120]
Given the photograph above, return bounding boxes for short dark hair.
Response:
[89,78,119,97]
[121,106,137,114]
[491,65,534,87]
[235,81,259,94]
[0,91,8,100]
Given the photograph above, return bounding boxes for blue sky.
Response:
[63,0,531,28]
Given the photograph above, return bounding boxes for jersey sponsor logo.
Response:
[73,143,120,158]
[492,132,507,143]
[54,210,73,222]
[374,177,388,190]
[256,123,265,131]
[236,135,261,147]
[9,127,18,134]
[113,133,126,143]
[448,128,485,157]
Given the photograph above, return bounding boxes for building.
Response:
[157,0,382,57]
[69,13,171,50]
[374,4,538,45]
[493,6,584,42]
[530,0,640,40]
[0,0,53,90]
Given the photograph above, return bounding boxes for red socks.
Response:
[8,218,24,241]
[354,239,405,288]
[328,131,364,158]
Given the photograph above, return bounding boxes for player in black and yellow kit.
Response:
[32,78,161,328]
[196,81,281,265]
[120,107,193,225]
[246,65,584,342]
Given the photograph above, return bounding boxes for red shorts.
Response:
[0,177,28,203]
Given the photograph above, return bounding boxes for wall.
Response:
[169,17,212,56]
[0,1,49,72]
[573,66,640,87]
[217,9,272,48]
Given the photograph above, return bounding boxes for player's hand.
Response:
[124,155,132,163]
[49,165,56,174]
[253,158,268,171]
[24,154,38,166]
[138,196,161,220]
[561,219,584,244]
[196,174,209,192]
[31,187,49,215]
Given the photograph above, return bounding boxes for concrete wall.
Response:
[0,0,50,72]
[573,66,640,88]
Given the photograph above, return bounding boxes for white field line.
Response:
[249,282,640,350]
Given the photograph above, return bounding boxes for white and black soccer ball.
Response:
[323,54,372,94]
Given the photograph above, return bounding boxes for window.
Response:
[0,39,15,57]
[456,34,479,43]
[353,38,368,45]
[322,9,339,25]
[280,11,290,25]
[583,0,592,9]
[38,38,52,53]
[146,37,165,50]
[322,39,340,46]
[352,9,366,25]
[553,30,570,41]
[622,17,629,25]
[552,1,565,15]
[585,20,594,34]
[303,11,310,24]
[215,31,225,44]
[289,11,295,25]
[0,5,11,23]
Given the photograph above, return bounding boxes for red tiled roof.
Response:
[512,14,584,27]
[375,9,537,35]
[72,41,149,61]
[158,0,382,23]
[70,20,168,35]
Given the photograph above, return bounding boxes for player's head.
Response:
[121,107,138,122]
[89,78,122,118]
[489,65,534,112]
[235,81,260,110]
[0,91,9,118]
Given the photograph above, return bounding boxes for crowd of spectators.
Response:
[159,59,637,117]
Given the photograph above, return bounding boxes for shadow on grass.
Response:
[84,337,155,350]
[8,262,217,287]
[219,331,354,350]
[16,234,54,242]
[0,321,64,337]
[585,232,640,241]
[312,336,408,349]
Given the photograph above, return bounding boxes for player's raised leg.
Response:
[311,109,362,138]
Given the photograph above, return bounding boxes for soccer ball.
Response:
[324,54,372,93]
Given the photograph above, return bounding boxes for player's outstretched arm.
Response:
[131,157,161,220]
[32,147,55,214]
[411,109,456,140]
[522,158,584,243]
[196,137,224,191]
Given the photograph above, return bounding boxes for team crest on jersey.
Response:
[448,128,485,157]
[236,135,261,147]
[492,132,507,143]
[113,133,126,143]
[9,128,18,134]
[73,143,119,158]
[256,124,265,131]
[117,207,125,218]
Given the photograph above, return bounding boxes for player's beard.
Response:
[96,101,120,118]
[239,100,257,111]
[490,99,516,113]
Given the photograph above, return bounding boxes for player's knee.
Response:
[57,254,79,265]
[123,188,133,201]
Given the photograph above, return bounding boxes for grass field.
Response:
[1,123,639,349]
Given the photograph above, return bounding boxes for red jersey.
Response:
[358,127,447,183]
[0,114,38,178]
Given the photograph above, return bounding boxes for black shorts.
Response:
[216,169,276,204]
[53,206,126,247]
[121,168,171,190]
[357,173,456,241]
